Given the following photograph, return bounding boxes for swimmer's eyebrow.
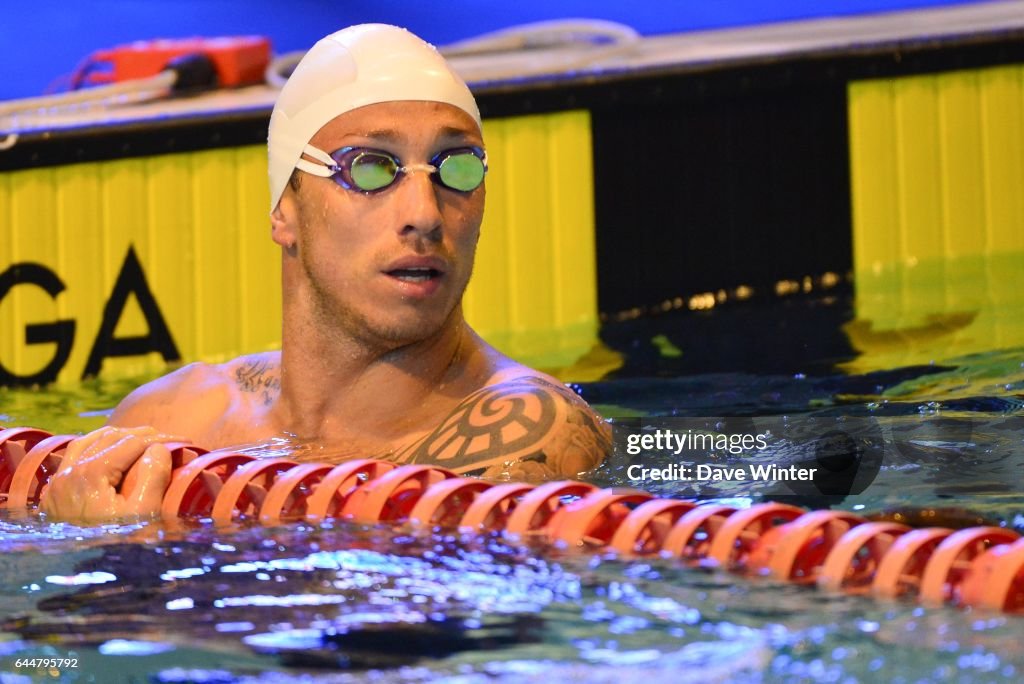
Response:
[349,128,404,143]
[434,125,480,143]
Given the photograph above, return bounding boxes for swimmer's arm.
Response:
[395,377,611,479]
[37,364,230,522]
[37,364,231,522]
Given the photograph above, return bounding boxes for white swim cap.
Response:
[267,24,482,211]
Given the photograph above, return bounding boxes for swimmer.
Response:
[40,25,611,522]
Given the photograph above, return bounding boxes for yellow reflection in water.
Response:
[843,251,1024,379]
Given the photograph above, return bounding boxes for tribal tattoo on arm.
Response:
[394,377,612,478]
[234,358,282,406]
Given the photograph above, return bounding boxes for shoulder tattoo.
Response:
[234,358,281,406]
[396,377,611,476]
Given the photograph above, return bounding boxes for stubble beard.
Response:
[302,252,470,355]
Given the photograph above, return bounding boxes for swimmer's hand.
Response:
[39,426,182,522]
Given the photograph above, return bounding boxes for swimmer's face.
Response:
[273,101,485,350]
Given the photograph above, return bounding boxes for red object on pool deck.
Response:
[71,36,271,88]
[2,426,1023,614]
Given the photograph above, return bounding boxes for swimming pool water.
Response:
[2,256,1024,682]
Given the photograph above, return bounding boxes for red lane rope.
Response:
[1,427,1021,614]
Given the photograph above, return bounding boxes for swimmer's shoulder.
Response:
[107,352,281,437]
[399,357,611,479]
[220,351,282,407]
[487,367,612,471]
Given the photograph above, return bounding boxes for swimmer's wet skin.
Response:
[38,24,610,523]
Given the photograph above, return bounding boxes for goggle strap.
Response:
[297,144,339,177]
[295,158,334,177]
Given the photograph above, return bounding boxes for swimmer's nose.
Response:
[396,167,443,241]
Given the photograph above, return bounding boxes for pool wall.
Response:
[2,10,1024,386]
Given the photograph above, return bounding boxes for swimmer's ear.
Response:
[270,196,297,251]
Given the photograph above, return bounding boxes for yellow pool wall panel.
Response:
[849,63,1024,272]
[467,110,599,368]
[0,146,283,385]
[845,63,1024,372]
[0,109,598,385]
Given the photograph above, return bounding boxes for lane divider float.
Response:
[2,426,1022,614]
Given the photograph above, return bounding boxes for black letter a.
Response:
[82,246,181,378]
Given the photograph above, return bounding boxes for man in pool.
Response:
[40,24,610,521]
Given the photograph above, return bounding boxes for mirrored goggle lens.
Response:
[437,152,486,191]
[349,153,400,191]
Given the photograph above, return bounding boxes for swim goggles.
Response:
[296,145,487,193]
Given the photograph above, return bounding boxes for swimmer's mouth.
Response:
[386,267,443,282]
[384,256,447,284]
